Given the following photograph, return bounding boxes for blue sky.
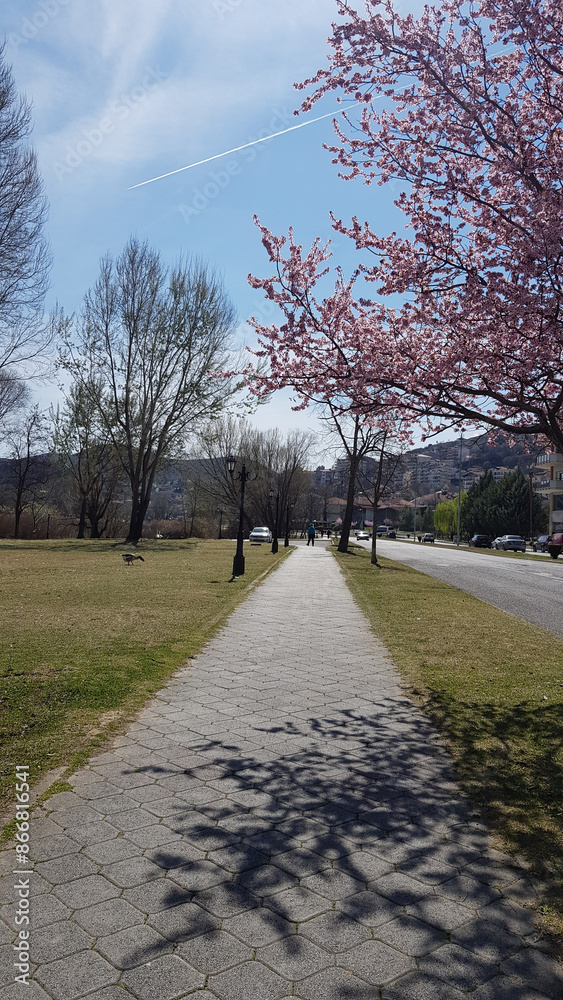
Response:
[4,0,425,462]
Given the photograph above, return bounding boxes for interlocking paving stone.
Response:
[34,949,119,999]
[0,982,53,999]
[258,935,332,980]
[74,897,145,936]
[336,938,415,984]
[147,900,220,941]
[52,873,120,909]
[418,941,500,991]
[300,867,365,901]
[84,837,142,865]
[178,928,252,972]
[265,885,331,922]
[102,856,163,888]
[471,976,559,1000]
[500,947,563,996]
[35,852,99,884]
[451,917,523,960]
[374,915,448,957]
[31,919,93,963]
[2,542,561,999]
[120,953,204,999]
[381,971,468,999]
[298,909,371,952]
[222,907,295,947]
[406,894,476,931]
[96,924,170,969]
[208,960,290,1000]
[298,966,378,999]
[1,892,69,930]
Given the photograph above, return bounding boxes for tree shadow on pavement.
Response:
[116,700,540,976]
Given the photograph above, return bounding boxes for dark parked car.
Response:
[469,534,490,548]
[387,529,396,539]
[533,535,550,552]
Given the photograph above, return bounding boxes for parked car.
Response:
[249,526,272,543]
[355,531,370,540]
[497,534,526,552]
[422,533,435,543]
[491,537,504,549]
[548,532,563,559]
[376,525,389,536]
[469,534,490,548]
[532,535,550,552]
[387,529,396,539]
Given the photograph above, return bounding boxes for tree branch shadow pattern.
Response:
[110,699,553,996]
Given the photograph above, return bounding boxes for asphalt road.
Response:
[355,537,563,638]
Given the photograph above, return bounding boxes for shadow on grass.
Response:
[425,692,563,886]
[103,703,550,976]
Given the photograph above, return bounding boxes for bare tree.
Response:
[355,431,405,566]
[0,46,52,413]
[191,416,314,536]
[51,382,122,538]
[0,371,29,423]
[3,405,49,538]
[60,238,238,544]
[321,407,389,554]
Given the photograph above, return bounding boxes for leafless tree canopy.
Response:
[191,416,315,532]
[60,237,239,543]
[0,47,52,409]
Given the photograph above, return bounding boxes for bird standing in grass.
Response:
[122,553,145,565]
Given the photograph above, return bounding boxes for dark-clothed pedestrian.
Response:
[306,522,315,546]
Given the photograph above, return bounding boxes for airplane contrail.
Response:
[127,102,363,190]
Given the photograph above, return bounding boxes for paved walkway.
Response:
[2,542,563,999]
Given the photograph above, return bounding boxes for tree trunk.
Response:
[338,453,360,553]
[126,492,151,545]
[77,495,87,539]
[125,509,144,545]
[90,519,102,539]
[371,503,379,566]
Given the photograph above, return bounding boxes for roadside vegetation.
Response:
[334,544,563,936]
[0,538,290,823]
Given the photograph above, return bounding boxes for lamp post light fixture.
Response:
[217,508,223,540]
[226,455,250,577]
[268,487,279,554]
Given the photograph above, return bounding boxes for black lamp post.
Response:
[217,509,223,540]
[284,501,294,547]
[227,455,249,577]
[269,487,279,554]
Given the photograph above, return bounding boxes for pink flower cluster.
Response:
[247,0,563,452]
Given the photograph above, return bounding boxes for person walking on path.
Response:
[306,521,315,546]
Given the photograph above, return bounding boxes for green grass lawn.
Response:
[0,538,290,819]
[334,544,563,936]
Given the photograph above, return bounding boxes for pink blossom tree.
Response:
[292,0,563,451]
[246,220,404,553]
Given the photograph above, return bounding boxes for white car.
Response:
[249,526,272,543]
[355,531,370,540]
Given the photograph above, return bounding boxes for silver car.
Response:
[249,527,272,543]
[498,534,526,552]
